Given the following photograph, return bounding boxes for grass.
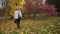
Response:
[0,16,60,34]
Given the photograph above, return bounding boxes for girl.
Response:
[14,8,22,28]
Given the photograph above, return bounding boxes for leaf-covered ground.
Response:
[0,16,60,34]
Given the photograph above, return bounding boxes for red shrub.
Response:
[23,0,58,16]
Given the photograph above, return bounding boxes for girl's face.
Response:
[16,8,20,11]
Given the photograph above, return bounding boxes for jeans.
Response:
[14,19,21,28]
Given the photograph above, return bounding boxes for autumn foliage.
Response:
[23,0,58,16]
[5,0,58,17]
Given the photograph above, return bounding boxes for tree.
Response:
[46,0,55,4]
[6,0,24,16]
